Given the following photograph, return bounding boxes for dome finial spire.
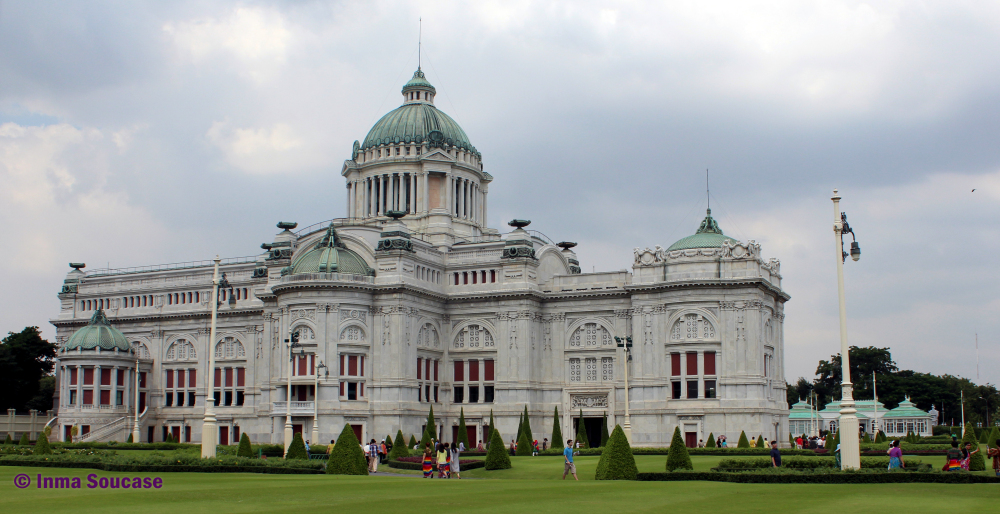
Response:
[418,17,422,70]
[706,168,711,213]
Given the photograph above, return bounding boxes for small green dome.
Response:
[65,310,131,352]
[402,68,435,93]
[287,224,374,276]
[667,209,737,251]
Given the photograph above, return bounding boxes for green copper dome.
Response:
[64,310,131,352]
[286,224,374,276]
[360,69,479,156]
[667,209,737,251]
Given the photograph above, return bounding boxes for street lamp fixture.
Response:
[284,330,302,454]
[832,190,862,470]
[614,336,633,443]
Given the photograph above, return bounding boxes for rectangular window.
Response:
[705,380,717,399]
[569,358,581,382]
[340,355,345,375]
[298,356,307,376]
[237,367,245,387]
[433,360,439,381]
[347,382,357,401]
[454,360,464,382]
[84,368,94,385]
[176,391,184,407]
[425,359,431,381]
[585,357,597,381]
[117,369,125,385]
[339,381,344,397]
[359,382,364,397]
[214,368,221,387]
[70,368,78,385]
[671,353,680,376]
[704,351,716,375]
[484,360,494,381]
[116,390,124,406]
[434,386,439,403]
[417,357,422,379]
[177,369,185,388]
[101,368,111,386]
[672,381,681,400]
[687,380,699,399]
[425,385,430,403]
[484,385,494,403]
[225,368,233,387]
[213,391,220,407]
[348,356,358,376]
[236,391,245,406]
[188,392,196,406]
[224,391,233,406]
[418,385,422,402]
[139,372,146,388]
[469,359,479,381]
[469,386,479,403]
[165,392,173,407]
[453,386,464,403]
[100,389,110,405]
[360,356,365,377]
[686,352,697,375]
[166,370,174,389]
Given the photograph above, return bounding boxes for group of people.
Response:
[507,438,549,456]
[422,441,462,478]
[794,435,827,450]
[362,439,392,472]
[944,438,983,472]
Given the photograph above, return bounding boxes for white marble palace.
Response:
[51,68,790,448]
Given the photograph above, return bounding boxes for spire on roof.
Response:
[90,309,111,326]
[695,209,724,235]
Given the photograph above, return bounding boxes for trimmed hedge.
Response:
[596,425,637,480]
[961,422,986,471]
[516,431,533,456]
[19,433,30,446]
[326,424,368,475]
[576,409,590,448]
[705,433,716,448]
[54,442,201,451]
[666,427,693,471]
[34,434,52,455]
[484,425,511,470]
[237,433,253,458]
[0,454,323,474]
[532,447,830,457]
[550,407,564,451]
[286,433,307,460]
[600,414,609,448]
[736,431,750,448]
[636,470,1000,484]
[458,409,470,449]
[389,430,409,460]
[422,406,435,448]
[716,457,925,471]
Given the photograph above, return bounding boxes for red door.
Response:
[452,426,459,444]
[351,424,363,443]
[293,424,303,436]
[219,426,229,446]
[467,427,477,448]
[685,432,697,448]
[171,426,181,443]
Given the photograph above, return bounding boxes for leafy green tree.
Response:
[600,413,609,447]
[458,408,470,448]
[285,433,308,459]
[389,430,409,459]
[516,430,532,456]
[484,426,511,470]
[522,406,533,443]
[34,432,52,455]
[666,427,693,471]
[0,327,57,412]
[705,432,716,448]
[550,407,564,450]
[831,428,840,449]
[421,405,435,447]
[326,424,368,475]
[575,410,590,449]
[736,431,750,448]
[596,425,637,480]
[237,433,253,457]
[789,432,795,447]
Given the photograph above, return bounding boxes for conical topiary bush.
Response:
[736,431,750,448]
[487,409,496,449]
[237,433,253,457]
[484,425,511,470]
[961,422,985,471]
[551,407,564,450]
[409,434,418,448]
[19,433,29,446]
[422,405,436,448]
[516,411,524,443]
[286,432,308,459]
[595,425,637,480]
[522,406,533,443]
[979,427,991,445]
[988,426,1000,450]
[831,428,840,449]
[516,430,533,456]
[789,432,795,447]
[4,434,11,445]
[705,432,716,448]
[600,413,610,447]
[327,424,369,475]
[34,433,52,455]
[576,410,590,449]
[458,408,470,449]
[756,435,765,447]
[390,430,409,460]
[126,433,133,443]
[667,426,693,471]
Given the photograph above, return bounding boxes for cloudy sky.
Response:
[2,1,998,387]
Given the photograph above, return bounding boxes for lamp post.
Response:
[132,351,141,443]
[311,360,326,445]
[614,336,633,443]
[201,258,234,458]
[832,189,862,469]
[284,330,303,454]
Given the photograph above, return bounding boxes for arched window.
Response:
[293,326,315,341]
[570,323,612,347]
[215,337,246,360]
[670,314,716,341]
[454,324,493,349]
[340,326,365,342]
[417,324,439,348]
[165,339,197,361]
[131,341,150,360]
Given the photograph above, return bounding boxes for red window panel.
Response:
[100,368,111,386]
[100,390,110,405]
[359,382,364,397]
[360,356,365,377]
[472,272,477,284]
[417,358,423,379]
[83,368,94,385]
[425,359,430,380]
[139,392,145,412]
[484,359,494,381]
[671,353,681,376]
[70,368,77,385]
[237,367,245,387]
[165,370,174,389]
[116,369,125,385]
[704,352,716,375]
[339,381,344,396]
[686,352,698,375]
[83,389,94,405]
[469,359,479,382]
[298,356,307,376]
[139,372,146,388]
[178,370,186,388]
[348,356,358,376]
[214,368,221,387]
[454,361,464,382]
[310,356,315,376]
[189,369,197,388]
[340,355,345,375]
[433,360,438,381]
[225,368,233,387]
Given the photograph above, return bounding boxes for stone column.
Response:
[410,173,417,213]
[459,179,466,219]
[422,173,429,213]
[76,365,83,408]
[95,365,102,406]
[446,174,453,216]
[123,366,131,413]
[346,182,352,218]
[112,365,119,409]
[390,173,396,212]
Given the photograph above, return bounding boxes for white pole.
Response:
[832,190,861,469]
[872,372,878,441]
[132,355,140,443]
[961,390,965,434]
[284,336,294,453]
[201,256,221,458]
[622,345,632,444]
[311,359,319,445]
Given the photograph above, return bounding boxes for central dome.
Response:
[360,68,479,156]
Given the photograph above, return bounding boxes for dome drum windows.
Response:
[341,326,366,343]
[417,324,439,348]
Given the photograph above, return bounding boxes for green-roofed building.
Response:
[813,398,935,438]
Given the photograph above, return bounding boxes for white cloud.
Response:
[206,119,324,174]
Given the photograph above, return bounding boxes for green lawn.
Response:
[3,456,998,514]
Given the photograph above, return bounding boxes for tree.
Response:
[34,432,52,455]
[126,433,133,443]
[286,433,307,459]
[961,422,985,471]
[237,433,253,457]
[600,413,610,447]
[458,408,470,449]
[550,407,564,450]
[164,432,174,443]
[596,425,637,480]
[421,405,435,447]
[3,434,11,444]
[987,426,1000,450]
[666,426,693,471]
[389,430,409,460]
[409,434,418,448]
[516,430,532,456]
[786,377,814,408]
[327,424,368,475]
[516,410,524,443]
[484,425,511,470]
[813,346,898,405]
[736,431,750,448]
[789,432,795,447]
[979,427,991,445]
[487,409,496,449]
[0,327,57,412]
[756,435,765,447]
[576,410,590,449]
[522,406,533,443]
[830,428,840,449]
[69,426,77,443]
[705,432,716,448]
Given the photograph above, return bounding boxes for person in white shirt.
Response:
[367,439,379,472]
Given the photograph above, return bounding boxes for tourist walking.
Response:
[509,439,516,456]
[305,439,311,456]
[423,443,434,478]
[327,439,335,456]
[562,439,578,480]
[367,439,379,472]
[888,440,904,469]
[988,439,1000,477]
[770,440,781,467]
[379,439,387,464]
[450,442,462,479]
[834,443,841,468]
[437,442,450,478]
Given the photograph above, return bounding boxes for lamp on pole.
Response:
[284,330,303,454]
[312,360,326,445]
[201,259,234,458]
[614,336,633,443]
[832,189,862,469]
[132,350,141,443]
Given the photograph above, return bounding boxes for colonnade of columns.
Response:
[61,364,134,410]
[449,175,485,225]
[346,172,486,226]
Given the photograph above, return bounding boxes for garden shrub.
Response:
[831,429,840,449]
[635,470,999,484]
[666,427,693,471]
[458,408,470,449]
[422,406,435,447]
[595,425,637,480]
[576,410,590,448]
[516,430,533,456]
[286,433,307,460]
[521,406,533,443]
[979,428,991,445]
[961,422,985,471]
[389,430,409,460]
[164,432,175,444]
[705,432,716,448]
[756,435,765,447]
[516,411,523,443]
[34,433,52,455]
[988,427,1000,450]
[126,433,133,443]
[326,424,368,475]
[737,431,750,448]
[0,453,323,474]
[19,433,29,446]
[600,414,609,447]
[237,433,253,458]
[4,434,11,445]
[486,410,495,449]
[550,407,563,450]
[409,435,418,448]
[716,456,924,470]
[484,426,511,470]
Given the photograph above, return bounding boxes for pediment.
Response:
[421,150,454,162]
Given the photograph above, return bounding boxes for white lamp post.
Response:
[201,257,234,458]
[284,330,302,454]
[614,336,633,443]
[832,189,862,469]
[311,360,326,445]
[132,352,140,443]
